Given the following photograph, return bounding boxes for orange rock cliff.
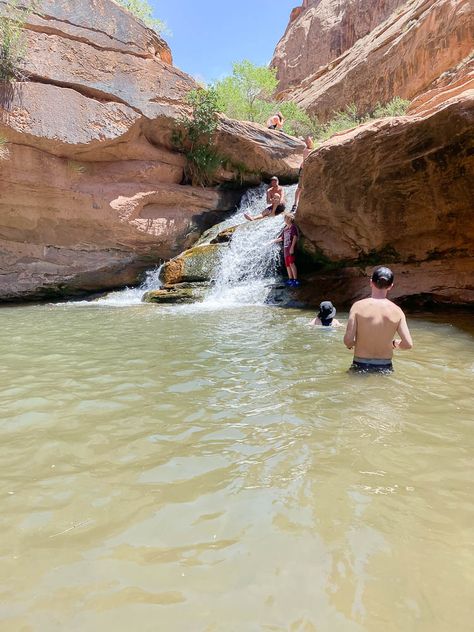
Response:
[271,0,474,306]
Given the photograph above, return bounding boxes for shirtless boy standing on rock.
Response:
[343,266,413,373]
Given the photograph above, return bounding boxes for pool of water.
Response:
[0,303,473,631]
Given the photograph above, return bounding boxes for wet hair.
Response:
[283,212,295,224]
[371,266,394,289]
[277,112,283,121]
[270,175,278,182]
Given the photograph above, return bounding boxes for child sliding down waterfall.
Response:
[270,213,300,287]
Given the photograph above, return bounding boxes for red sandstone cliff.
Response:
[0,0,302,301]
[273,0,473,121]
[272,0,406,95]
[271,0,474,306]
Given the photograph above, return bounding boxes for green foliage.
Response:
[0,0,31,82]
[213,60,319,135]
[0,134,9,159]
[115,0,167,34]
[173,88,223,187]
[214,60,278,122]
[318,98,410,143]
[371,97,410,118]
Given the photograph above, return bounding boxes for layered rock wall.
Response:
[296,86,474,305]
[273,0,473,121]
[272,0,405,94]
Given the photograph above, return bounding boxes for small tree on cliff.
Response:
[173,88,223,187]
[115,0,167,34]
[214,60,278,122]
[213,60,319,136]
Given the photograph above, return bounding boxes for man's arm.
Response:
[266,188,272,204]
[279,187,285,205]
[343,306,357,349]
[394,313,413,350]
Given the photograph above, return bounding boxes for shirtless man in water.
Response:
[343,266,413,372]
[244,176,286,221]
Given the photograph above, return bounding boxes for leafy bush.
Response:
[173,88,223,187]
[0,134,9,159]
[371,97,410,118]
[115,0,167,34]
[317,99,410,142]
[0,0,30,82]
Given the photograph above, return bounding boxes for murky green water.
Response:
[0,303,473,631]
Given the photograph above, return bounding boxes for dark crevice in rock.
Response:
[26,74,143,114]
[27,10,157,58]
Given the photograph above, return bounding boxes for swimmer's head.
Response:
[371,266,394,289]
[305,135,314,148]
[283,212,295,225]
[270,176,278,184]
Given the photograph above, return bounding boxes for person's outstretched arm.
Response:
[343,307,357,349]
[394,314,413,350]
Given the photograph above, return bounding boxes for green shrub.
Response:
[114,0,167,34]
[213,60,321,137]
[316,98,411,143]
[173,88,223,187]
[371,97,410,118]
[0,134,9,159]
[0,0,30,82]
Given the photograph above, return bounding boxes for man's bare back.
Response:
[344,266,413,371]
[345,298,407,359]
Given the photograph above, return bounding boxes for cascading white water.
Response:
[75,265,163,307]
[72,183,296,308]
[201,184,297,308]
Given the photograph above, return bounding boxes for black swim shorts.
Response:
[349,358,393,374]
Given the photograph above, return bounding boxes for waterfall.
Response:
[201,184,296,308]
[89,265,163,306]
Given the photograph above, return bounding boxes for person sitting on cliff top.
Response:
[309,301,342,327]
[244,176,286,221]
[267,112,285,130]
[292,135,314,212]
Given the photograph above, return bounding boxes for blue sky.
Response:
[151,0,298,83]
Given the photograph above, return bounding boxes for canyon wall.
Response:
[272,0,474,306]
[273,0,473,120]
[0,0,303,301]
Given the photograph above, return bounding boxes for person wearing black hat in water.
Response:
[310,301,342,327]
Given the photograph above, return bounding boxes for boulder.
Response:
[274,0,473,121]
[296,89,474,304]
[161,244,225,285]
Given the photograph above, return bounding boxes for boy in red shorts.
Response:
[272,213,299,287]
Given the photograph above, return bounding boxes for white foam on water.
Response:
[64,183,297,311]
[65,266,163,307]
[199,184,297,309]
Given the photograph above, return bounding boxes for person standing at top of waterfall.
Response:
[244,177,286,221]
[343,266,413,373]
[270,213,300,287]
[292,135,314,212]
[267,112,285,130]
